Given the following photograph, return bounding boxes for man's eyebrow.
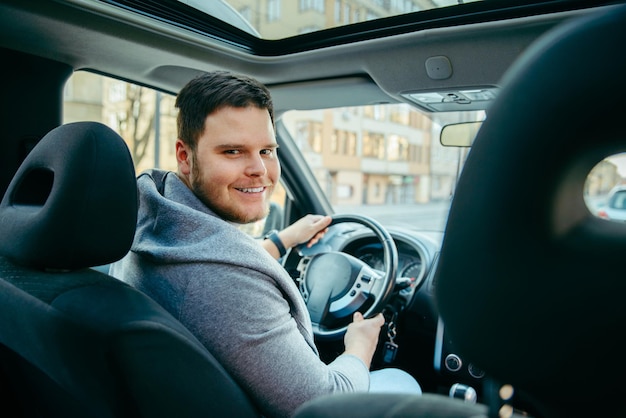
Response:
[214,143,244,150]
[213,143,279,150]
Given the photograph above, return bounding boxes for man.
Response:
[110,71,420,418]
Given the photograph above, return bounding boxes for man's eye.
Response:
[261,149,274,156]
[224,149,241,155]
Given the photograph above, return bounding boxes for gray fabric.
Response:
[110,169,369,418]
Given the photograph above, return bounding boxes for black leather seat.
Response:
[295,4,626,417]
[0,122,259,417]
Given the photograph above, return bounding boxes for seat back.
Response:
[435,5,626,417]
[0,122,259,417]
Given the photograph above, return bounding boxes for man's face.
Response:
[176,105,280,224]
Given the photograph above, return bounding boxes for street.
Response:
[334,200,451,232]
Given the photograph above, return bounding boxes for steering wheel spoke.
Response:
[327,265,381,316]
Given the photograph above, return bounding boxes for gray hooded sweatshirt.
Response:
[109,169,369,418]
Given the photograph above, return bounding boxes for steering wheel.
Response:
[296,214,398,340]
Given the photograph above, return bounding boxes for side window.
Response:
[63,71,178,173]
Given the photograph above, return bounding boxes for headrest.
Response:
[435,4,626,414]
[0,122,137,270]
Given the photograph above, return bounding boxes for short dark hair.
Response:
[175,71,274,151]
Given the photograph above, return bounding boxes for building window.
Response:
[108,81,126,103]
[362,131,385,158]
[389,104,410,125]
[299,0,324,13]
[332,130,357,156]
[387,135,409,161]
[296,120,323,153]
[363,105,386,121]
[268,0,281,22]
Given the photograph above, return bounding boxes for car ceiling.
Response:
[0,0,617,114]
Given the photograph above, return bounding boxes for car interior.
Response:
[0,0,625,417]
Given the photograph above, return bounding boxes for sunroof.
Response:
[186,0,484,40]
[113,0,614,55]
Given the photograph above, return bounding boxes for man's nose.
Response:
[245,154,267,176]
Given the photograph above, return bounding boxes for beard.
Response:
[190,154,270,224]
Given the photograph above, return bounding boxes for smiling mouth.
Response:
[236,187,265,193]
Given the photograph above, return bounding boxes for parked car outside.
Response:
[598,185,626,222]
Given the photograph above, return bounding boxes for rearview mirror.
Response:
[440,121,482,147]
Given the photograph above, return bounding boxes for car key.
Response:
[382,319,398,364]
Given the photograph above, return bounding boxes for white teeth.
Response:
[238,187,264,193]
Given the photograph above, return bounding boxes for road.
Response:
[334,200,451,232]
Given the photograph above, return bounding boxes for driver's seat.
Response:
[0,121,259,417]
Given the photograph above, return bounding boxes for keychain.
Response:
[382,313,398,364]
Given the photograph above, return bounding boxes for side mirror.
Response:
[440,121,482,147]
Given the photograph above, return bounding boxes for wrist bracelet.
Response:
[266,230,287,257]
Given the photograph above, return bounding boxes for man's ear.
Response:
[175,139,191,175]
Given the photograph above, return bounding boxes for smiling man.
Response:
[110,71,420,418]
[176,91,279,224]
